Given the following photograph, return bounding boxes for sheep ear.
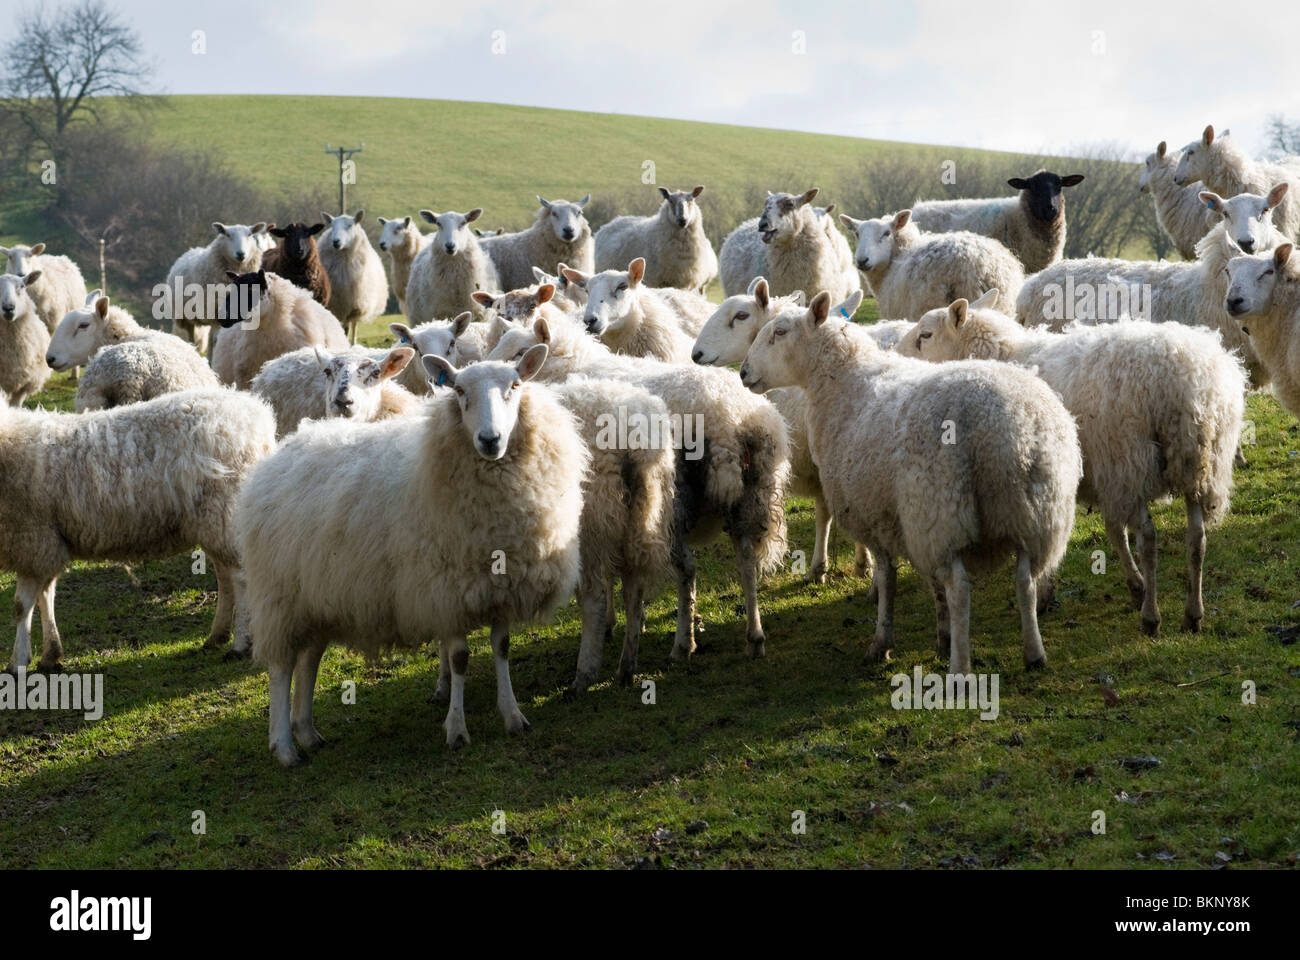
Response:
[534,316,551,345]
[402,216,411,228]
[377,217,388,225]
[531,265,547,282]
[252,222,268,234]
[948,299,969,329]
[809,291,831,326]
[628,258,646,286]
[578,194,590,207]
[225,271,240,282]
[308,222,325,236]
[1199,191,1225,214]
[790,289,807,306]
[472,291,496,308]
[353,210,365,223]
[691,185,704,198]
[1276,243,1293,268]
[1156,141,1167,158]
[799,188,819,206]
[537,196,552,209]
[838,213,860,232]
[1268,182,1290,208]
[30,242,45,256]
[95,296,109,319]
[1007,178,1029,190]
[270,226,287,238]
[382,347,414,378]
[452,311,473,336]
[466,208,483,222]
[390,321,414,344]
[517,343,548,381]
[658,187,670,201]
[560,266,588,287]
[1203,124,1215,146]
[418,209,438,224]
[20,269,41,286]
[213,222,228,236]
[836,290,863,317]
[321,212,334,223]
[535,283,555,304]
[892,209,912,230]
[1060,174,1085,187]
[753,277,769,308]
[746,276,764,295]
[969,289,999,309]
[313,346,329,371]
[422,353,456,388]
[85,288,102,304]
[824,203,835,215]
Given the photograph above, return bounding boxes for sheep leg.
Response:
[865,555,896,661]
[616,576,646,687]
[1017,552,1047,668]
[290,639,328,753]
[347,320,358,345]
[1137,505,1161,636]
[205,559,236,651]
[944,557,973,676]
[1104,514,1144,611]
[1035,573,1057,617]
[231,568,253,656]
[604,585,616,646]
[34,580,61,670]
[931,575,950,657]
[441,635,471,749]
[731,533,765,658]
[570,580,611,695]
[670,543,697,661]
[1181,498,1206,633]
[433,654,451,703]
[268,661,300,767]
[8,577,41,671]
[491,623,530,735]
[807,494,831,583]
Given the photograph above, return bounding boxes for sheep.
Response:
[471,283,570,354]
[1140,141,1213,261]
[593,185,718,292]
[262,223,331,306]
[1015,210,1287,389]
[250,345,416,438]
[0,272,52,405]
[1225,242,1300,417]
[475,228,505,238]
[377,215,430,316]
[839,209,1024,319]
[317,210,389,344]
[719,188,860,301]
[480,195,595,290]
[240,346,589,763]
[692,278,911,583]
[738,292,1082,674]
[210,270,350,390]
[162,221,270,354]
[389,311,491,395]
[908,170,1085,273]
[47,293,169,370]
[577,257,703,362]
[898,298,1244,636]
[561,263,714,335]
[1175,126,1300,239]
[488,311,790,664]
[404,207,501,323]
[0,388,276,670]
[0,243,88,333]
[530,265,585,314]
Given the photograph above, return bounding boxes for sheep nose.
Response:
[739,364,750,382]
[477,431,501,455]
[333,240,342,249]
[856,258,870,269]
[334,396,353,410]
[1226,297,1245,314]
[677,218,687,227]
[46,355,56,367]
[445,243,455,253]
[1239,239,1255,253]
[692,349,704,363]
[562,229,574,240]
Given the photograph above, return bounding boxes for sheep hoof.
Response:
[271,743,304,768]
[34,656,63,672]
[1024,654,1047,670]
[865,637,892,662]
[615,661,636,687]
[745,634,766,658]
[504,711,531,735]
[804,566,827,585]
[1181,614,1202,633]
[669,642,694,661]
[934,631,950,657]
[292,723,326,753]
[446,730,470,751]
[1141,616,1161,637]
[222,646,250,663]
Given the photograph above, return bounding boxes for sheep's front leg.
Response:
[731,533,765,658]
[291,638,328,752]
[441,635,471,749]
[1182,498,1205,633]
[570,580,610,695]
[1017,552,1047,668]
[616,576,646,687]
[491,623,530,735]
[865,554,895,661]
[670,542,697,661]
[8,577,41,672]
[1137,505,1161,636]
[807,494,832,583]
[35,579,62,670]
[931,575,950,657]
[268,661,299,767]
[944,557,972,675]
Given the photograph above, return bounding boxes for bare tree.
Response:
[1264,114,1300,159]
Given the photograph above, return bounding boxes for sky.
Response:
[90,0,1300,158]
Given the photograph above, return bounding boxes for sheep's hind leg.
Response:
[268,660,300,767]
[1136,505,1161,636]
[35,579,62,670]
[8,577,41,672]
[1017,552,1047,668]
[944,557,972,676]
[1181,498,1205,633]
[441,636,471,749]
[670,542,697,661]
[616,575,646,687]
[206,559,236,652]
[931,575,950,657]
[807,494,832,583]
[491,623,530,735]
[865,555,896,662]
[290,638,328,753]
[731,533,765,658]
[569,580,610,696]
[1104,513,1144,612]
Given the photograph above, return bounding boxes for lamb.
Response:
[240,346,589,763]
[738,292,1082,674]
[317,211,389,344]
[471,283,571,354]
[719,188,860,301]
[593,185,718,291]
[404,207,501,323]
[561,263,714,333]
[1224,242,1300,417]
[162,221,269,354]
[377,215,429,316]
[0,388,276,670]
[0,272,52,405]
[262,223,331,306]
[487,311,790,664]
[578,257,704,362]
[908,170,1085,273]
[480,195,595,289]
[1175,126,1300,239]
[840,209,1024,319]
[1015,207,1287,389]
[389,311,491,395]
[210,270,350,390]
[530,265,585,314]
[250,345,416,438]
[1140,141,1213,261]
[897,298,1244,636]
[0,243,88,333]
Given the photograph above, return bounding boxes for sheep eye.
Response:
[775,328,787,337]
[454,386,465,397]
[77,321,89,330]
[920,331,932,340]
[616,283,628,292]
[1264,269,1274,277]
[735,311,749,321]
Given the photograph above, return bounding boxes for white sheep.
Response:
[471,283,571,355]
[240,347,589,763]
[250,345,417,438]
[404,207,501,323]
[560,263,714,334]
[480,195,594,290]
[0,243,88,333]
[376,215,430,316]
[594,185,718,291]
[317,210,389,344]
[388,311,492,395]
[162,221,269,354]
[530,265,586,314]
[487,311,790,664]
[1224,242,1300,417]
[719,188,860,301]
[210,270,350,390]
[1140,141,1213,261]
[908,170,1084,274]
[1175,126,1300,238]
[0,388,276,669]
[739,292,1082,674]
[576,257,703,362]
[898,298,1244,636]
[840,209,1024,319]
[0,272,52,405]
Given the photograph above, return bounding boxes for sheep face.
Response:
[377,216,414,252]
[420,348,549,460]
[536,196,590,243]
[739,304,814,393]
[316,347,413,420]
[1008,171,1084,224]
[321,211,366,251]
[419,208,483,256]
[1138,142,1175,195]
[219,270,268,328]
[270,223,324,264]
[390,312,475,367]
[1224,245,1291,320]
[1174,126,1219,187]
[582,259,645,336]
[693,278,781,366]
[0,272,40,323]
[47,297,111,370]
[1202,186,1288,255]
[212,222,268,267]
[474,285,555,327]
[848,213,906,272]
[659,186,704,229]
[897,303,966,361]
[0,243,44,276]
[757,189,818,244]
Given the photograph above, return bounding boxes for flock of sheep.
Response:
[2,123,1298,767]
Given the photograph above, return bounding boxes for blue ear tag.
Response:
[435,370,447,387]
[839,307,851,319]
[400,336,408,344]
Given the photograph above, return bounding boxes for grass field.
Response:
[1,312,1298,869]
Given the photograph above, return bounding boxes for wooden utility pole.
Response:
[324,143,364,212]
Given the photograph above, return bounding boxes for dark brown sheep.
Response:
[263,223,332,307]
